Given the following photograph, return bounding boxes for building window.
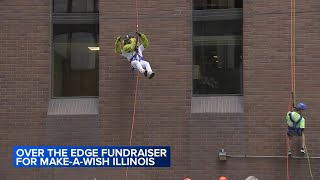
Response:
[52,0,99,97]
[193,3,243,95]
[53,0,99,13]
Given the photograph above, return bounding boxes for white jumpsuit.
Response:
[121,44,153,75]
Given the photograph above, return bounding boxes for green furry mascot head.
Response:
[115,32,149,54]
[115,35,137,54]
[122,35,137,53]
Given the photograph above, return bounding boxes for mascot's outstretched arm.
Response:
[115,36,123,54]
[137,32,149,48]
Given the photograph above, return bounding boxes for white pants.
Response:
[131,60,153,74]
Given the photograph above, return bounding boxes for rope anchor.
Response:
[125,0,140,180]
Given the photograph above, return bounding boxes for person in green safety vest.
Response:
[286,102,307,155]
[114,31,155,79]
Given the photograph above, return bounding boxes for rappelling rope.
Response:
[287,0,313,179]
[286,0,297,179]
[124,0,140,179]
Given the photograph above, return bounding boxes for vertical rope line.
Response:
[125,0,140,179]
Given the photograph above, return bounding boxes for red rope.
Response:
[286,98,291,180]
[290,0,295,96]
[135,0,139,31]
[125,1,140,179]
[125,74,139,180]
[286,0,296,179]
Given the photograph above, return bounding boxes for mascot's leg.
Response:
[131,60,146,74]
[140,60,155,79]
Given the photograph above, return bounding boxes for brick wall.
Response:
[99,0,192,179]
[189,113,247,180]
[0,0,50,179]
[243,0,320,179]
[185,0,320,179]
[1,0,191,178]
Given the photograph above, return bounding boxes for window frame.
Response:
[50,0,99,98]
[192,7,243,96]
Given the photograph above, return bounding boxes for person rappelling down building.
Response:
[286,102,307,155]
[115,31,155,79]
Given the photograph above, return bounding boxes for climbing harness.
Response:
[130,49,143,63]
[130,50,143,71]
[287,112,303,136]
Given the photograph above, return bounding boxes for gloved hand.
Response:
[136,31,142,37]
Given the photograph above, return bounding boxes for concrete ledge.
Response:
[191,96,243,113]
[47,98,99,115]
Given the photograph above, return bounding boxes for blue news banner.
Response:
[13,146,170,168]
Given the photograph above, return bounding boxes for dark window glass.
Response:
[53,0,99,13]
[193,0,243,10]
[193,43,242,94]
[193,0,243,95]
[53,24,99,97]
[193,20,242,36]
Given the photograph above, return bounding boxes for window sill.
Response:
[191,96,243,113]
[47,98,98,115]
